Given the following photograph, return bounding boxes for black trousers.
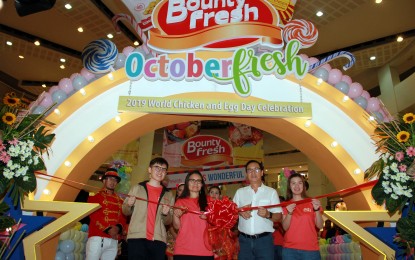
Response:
[127,238,166,260]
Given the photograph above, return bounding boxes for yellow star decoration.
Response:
[21,198,100,259]
[324,210,401,260]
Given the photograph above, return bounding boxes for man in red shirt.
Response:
[86,169,127,260]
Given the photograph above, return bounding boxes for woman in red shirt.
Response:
[282,173,323,259]
[173,171,214,259]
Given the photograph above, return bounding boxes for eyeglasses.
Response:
[246,168,261,174]
[152,165,167,172]
[189,179,203,184]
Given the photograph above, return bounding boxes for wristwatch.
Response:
[313,207,321,212]
[267,212,273,219]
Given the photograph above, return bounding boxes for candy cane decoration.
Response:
[308,51,356,71]
[112,13,155,57]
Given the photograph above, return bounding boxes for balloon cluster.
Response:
[55,222,88,260]
[300,54,391,122]
[29,40,151,116]
[319,234,361,260]
[110,160,132,195]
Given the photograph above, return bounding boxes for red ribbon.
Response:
[35,172,377,214]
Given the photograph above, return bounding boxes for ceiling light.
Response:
[77,27,84,33]
[34,40,40,46]
[65,3,72,9]
[375,0,382,3]
[342,96,349,102]
[115,116,121,122]
[42,84,47,88]
[87,136,95,143]
[304,120,312,128]
[369,56,376,61]
[107,34,114,39]
[79,88,86,96]
[43,189,51,195]
[368,116,375,121]
[6,41,12,46]
[316,78,323,85]
[108,73,114,80]
[18,55,24,59]
[60,58,66,63]
[330,141,338,148]
[54,109,61,115]
[64,161,72,167]
[397,36,403,42]
[133,41,139,46]
[354,168,362,174]
[316,11,323,17]
[60,65,65,69]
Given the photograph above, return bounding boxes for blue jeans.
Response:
[282,247,321,260]
[274,245,283,260]
[238,233,274,260]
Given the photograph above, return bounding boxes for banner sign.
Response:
[166,165,247,189]
[118,96,312,118]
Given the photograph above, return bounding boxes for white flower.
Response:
[390,163,399,173]
[23,176,29,181]
[3,169,14,179]
[391,194,399,200]
[383,166,390,174]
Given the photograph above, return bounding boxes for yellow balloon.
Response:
[59,230,71,240]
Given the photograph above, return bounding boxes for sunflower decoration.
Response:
[365,112,415,257]
[0,92,55,208]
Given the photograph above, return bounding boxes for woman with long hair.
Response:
[282,173,323,259]
[173,171,213,259]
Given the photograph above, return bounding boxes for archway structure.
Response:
[36,67,379,211]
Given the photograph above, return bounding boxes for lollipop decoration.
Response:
[283,19,318,49]
[81,39,118,74]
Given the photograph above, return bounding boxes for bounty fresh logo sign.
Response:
[148,0,282,51]
[181,135,233,166]
[125,40,308,97]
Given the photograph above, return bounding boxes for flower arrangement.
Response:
[0,92,55,230]
[365,112,415,257]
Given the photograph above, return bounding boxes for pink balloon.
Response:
[58,78,74,94]
[70,73,81,81]
[80,68,96,81]
[122,46,135,56]
[360,90,370,100]
[49,85,60,94]
[367,97,380,112]
[39,92,53,107]
[347,82,363,98]
[299,53,308,59]
[321,63,332,72]
[308,57,319,65]
[328,68,342,85]
[341,75,352,85]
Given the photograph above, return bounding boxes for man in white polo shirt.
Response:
[233,160,282,260]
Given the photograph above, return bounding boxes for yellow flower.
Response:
[403,113,415,124]
[397,131,410,143]
[3,96,20,107]
[2,112,16,125]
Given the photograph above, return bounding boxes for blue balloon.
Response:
[65,252,75,260]
[81,224,89,232]
[313,68,329,81]
[52,89,68,105]
[114,53,126,69]
[59,239,75,254]
[32,105,46,115]
[72,75,88,91]
[372,111,384,122]
[55,251,65,260]
[334,81,350,94]
[353,96,368,110]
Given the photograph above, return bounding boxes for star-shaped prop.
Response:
[2,194,55,259]
[324,210,400,260]
[22,198,100,259]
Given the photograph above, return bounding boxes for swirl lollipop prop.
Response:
[283,19,318,49]
[309,51,356,72]
[82,39,118,74]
